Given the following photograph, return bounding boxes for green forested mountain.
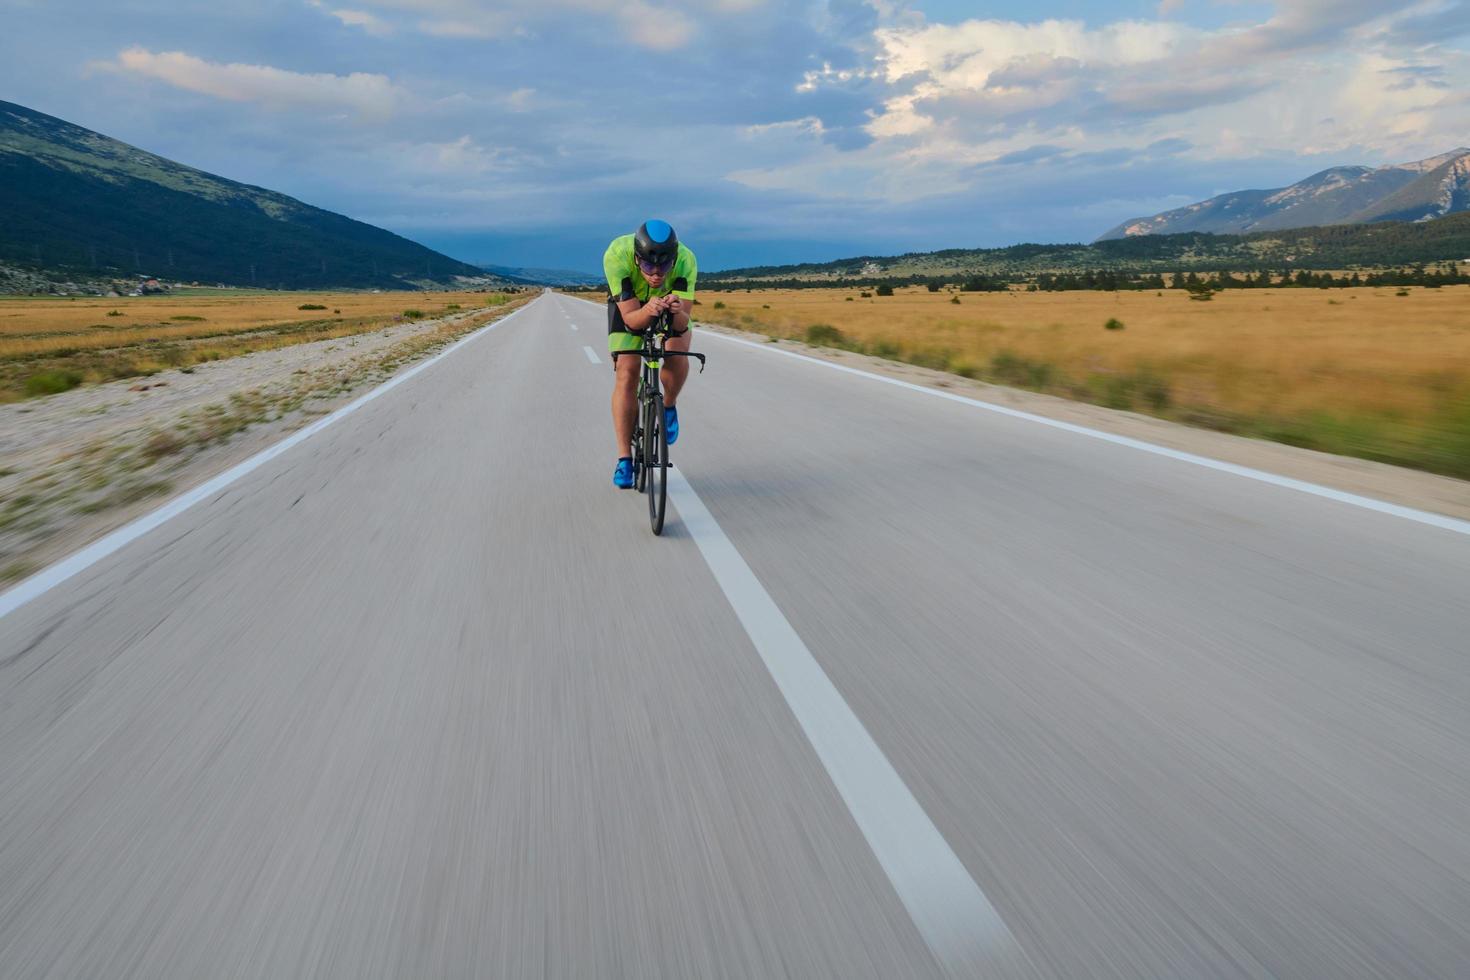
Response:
[706,212,1470,285]
[0,100,487,291]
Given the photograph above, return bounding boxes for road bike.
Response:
[610,296,705,535]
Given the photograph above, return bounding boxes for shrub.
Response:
[170,315,206,321]
[1105,318,1125,331]
[872,340,900,359]
[948,358,978,379]
[762,304,770,309]
[1188,291,1214,302]
[713,301,726,309]
[908,347,955,371]
[402,309,425,319]
[875,284,894,296]
[927,283,941,292]
[333,308,341,314]
[445,303,461,311]
[846,296,854,301]
[106,309,124,317]
[805,323,846,346]
[298,303,328,310]
[142,431,186,461]
[860,291,872,298]
[1396,289,1410,297]
[990,351,1054,389]
[1087,369,1171,412]
[25,370,84,396]
[1138,372,1171,411]
[951,296,961,304]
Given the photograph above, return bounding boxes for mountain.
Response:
[478,264,603,287]
[705,212,1470,285]
[1099,149,1470,241]
[0,100,494,291]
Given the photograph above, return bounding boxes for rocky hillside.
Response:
[0,100,494,291]
[1099,149,1470,240]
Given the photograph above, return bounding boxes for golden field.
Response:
[695,285,1470,478]
[0,289,519,401]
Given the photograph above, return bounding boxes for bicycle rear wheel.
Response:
[646,392,668,535]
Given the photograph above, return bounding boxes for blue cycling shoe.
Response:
[613,457,634,489]
[664,405,679,445]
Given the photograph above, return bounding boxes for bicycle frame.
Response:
[610,310,706,533]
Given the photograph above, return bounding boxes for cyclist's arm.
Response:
[615,290,671,332]
[666,261,697,332]
[665,296,692,333]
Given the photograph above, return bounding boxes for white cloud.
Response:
[400,134,508,175]
[343,0,755,48]
[874,18,1194,88]
[106,48,404,119]
[329,8,394,36]
[742,2,1470,207]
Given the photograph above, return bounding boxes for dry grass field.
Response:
[694,285,1470,479]
[0,289,518,402]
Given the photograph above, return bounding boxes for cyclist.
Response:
[604,220,698,489]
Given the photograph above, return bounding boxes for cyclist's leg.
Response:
[608,300,642,457]
[662,326,693,407]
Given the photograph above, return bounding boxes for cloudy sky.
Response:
[4,0,1469,270]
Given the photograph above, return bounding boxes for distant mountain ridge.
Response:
[1099,149,1470,240]
[705,212,1470,285]
[0,100,497,291]
[478,264,602,287]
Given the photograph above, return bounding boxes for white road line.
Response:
[570,323,579,331]
[701,330,1470,538]
[0,301,537,622]
[582,345,600,364]
[666,466,1020,974]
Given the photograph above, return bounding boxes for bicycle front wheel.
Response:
[646,392,668,535]
[632,380,647,493]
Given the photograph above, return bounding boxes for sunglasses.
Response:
[637,255,674,275]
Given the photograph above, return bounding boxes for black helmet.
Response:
[633,219,678,272]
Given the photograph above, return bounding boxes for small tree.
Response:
[875,284,894,296]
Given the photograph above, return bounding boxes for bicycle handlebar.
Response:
[610,349,706,372]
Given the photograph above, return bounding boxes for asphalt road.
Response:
[2,292,1468,978]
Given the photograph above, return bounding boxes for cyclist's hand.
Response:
[665,296,686,315]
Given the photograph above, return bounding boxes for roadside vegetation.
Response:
[696,285,1470,480]
[0,290,516,402]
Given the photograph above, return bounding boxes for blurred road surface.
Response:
[2,292,1468,978]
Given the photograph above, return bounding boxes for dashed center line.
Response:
[582,345,600,364]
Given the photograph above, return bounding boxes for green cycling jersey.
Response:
[603,234,698,302]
